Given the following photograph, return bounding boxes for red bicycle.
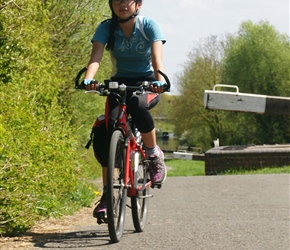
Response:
[75,68,170,243]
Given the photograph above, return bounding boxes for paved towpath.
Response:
[1,174,289,250]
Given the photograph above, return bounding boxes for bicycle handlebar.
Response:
[75,67,171,93]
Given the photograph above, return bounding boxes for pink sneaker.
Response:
[148,146,167,184]
[93,199,106,215]
[93,194,107,224]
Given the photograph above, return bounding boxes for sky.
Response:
[141,0,290,93]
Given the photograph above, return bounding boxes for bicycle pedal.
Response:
[95,212,107,225]
[151,183,162,189]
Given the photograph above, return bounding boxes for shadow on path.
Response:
[24,229,135,249]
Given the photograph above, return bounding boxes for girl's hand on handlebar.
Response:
[84,79,98,91]
[150,81,166,94]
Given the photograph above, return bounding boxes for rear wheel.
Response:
[107,130,127,243]
[131,151,150,232]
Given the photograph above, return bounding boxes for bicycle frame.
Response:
[107,89,151,197]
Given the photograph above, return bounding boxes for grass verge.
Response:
[165,159,290,176]
[165,159,205,176]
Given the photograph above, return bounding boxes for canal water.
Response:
[156,132,179,152]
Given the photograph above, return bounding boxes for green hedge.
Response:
[0,79,96,234]
[0,0,109,235]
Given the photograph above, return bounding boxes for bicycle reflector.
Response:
[109,82,119,89]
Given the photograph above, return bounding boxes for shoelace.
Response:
[150,156,164,172]
[95,194,106,206]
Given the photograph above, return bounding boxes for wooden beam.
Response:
[204,85,290,116]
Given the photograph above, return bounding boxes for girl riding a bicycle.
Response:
[84,0,167,218]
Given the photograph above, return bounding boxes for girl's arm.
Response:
[151,41,166,93]
[84,41,105,90]
[151,41,165,81]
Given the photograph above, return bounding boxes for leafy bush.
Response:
[0,0,109,235]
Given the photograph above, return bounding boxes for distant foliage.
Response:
[171,35,226,149]
[222,20,290,145]
[172,21,290,149]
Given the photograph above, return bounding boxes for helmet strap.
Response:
[118,7,140,23]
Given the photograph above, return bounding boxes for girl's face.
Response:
[111,0,142,20]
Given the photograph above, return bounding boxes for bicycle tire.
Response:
[131,151,150,232]
[107,130,127,243]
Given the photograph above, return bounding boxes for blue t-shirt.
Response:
[92,16,166,78]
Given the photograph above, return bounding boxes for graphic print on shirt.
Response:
[115,34,149,55]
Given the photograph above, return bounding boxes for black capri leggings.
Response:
[107,74,160,133]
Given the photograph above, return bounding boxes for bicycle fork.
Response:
[126,138,153,198]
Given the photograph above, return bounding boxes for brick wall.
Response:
[205,144,290,175]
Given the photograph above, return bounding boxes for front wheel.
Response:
[131,152,150,232]
[107,130,127,243]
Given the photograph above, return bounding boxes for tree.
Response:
[222,20,290,144]
[172,21,290,149]
[171,35,226,149]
